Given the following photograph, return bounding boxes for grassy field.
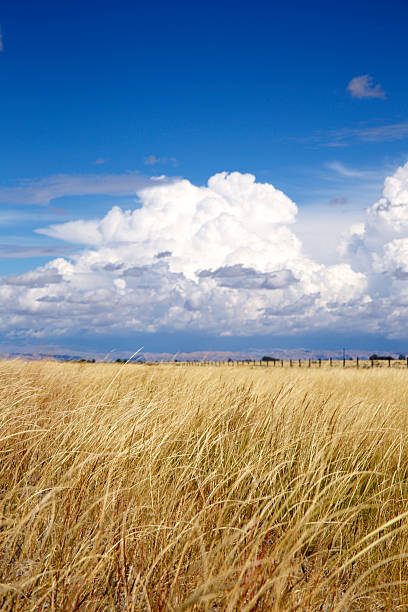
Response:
[1,360,408,610]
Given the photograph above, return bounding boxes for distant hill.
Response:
[1,347,403,363]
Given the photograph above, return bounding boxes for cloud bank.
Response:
[2,166,408,341]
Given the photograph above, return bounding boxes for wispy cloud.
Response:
[329,197,348,206]
[347,75,386,99]
[323,122,408,147]
[298,121,408,149]
[0,172,176,206]
[326,161,379,179]
[143,155,178,167]
[94,158,108,165]
[49,207,69,216]
[355,122,408,142]
[0,245,74,259]
[325,141,349,148]
[0,208,70,226]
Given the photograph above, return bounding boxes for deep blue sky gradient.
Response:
[1,0,407,185]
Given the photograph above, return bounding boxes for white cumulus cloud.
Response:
[338,161,408,336]
[341,161,408,266]
[0,171,369,339]
[37,171,301,279]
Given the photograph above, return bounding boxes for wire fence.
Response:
[170,357,408,369]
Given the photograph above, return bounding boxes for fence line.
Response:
[169,357,408,369]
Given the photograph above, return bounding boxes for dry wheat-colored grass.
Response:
[1,359,408,610]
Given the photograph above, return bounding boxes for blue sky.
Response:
[1,0,408,355]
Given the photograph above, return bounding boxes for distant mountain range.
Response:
[0,348,405,362]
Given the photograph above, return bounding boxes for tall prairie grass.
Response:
[1,360,408,610]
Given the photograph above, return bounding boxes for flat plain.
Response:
[1,359,408,610]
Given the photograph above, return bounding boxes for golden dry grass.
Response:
[1,360,408,611]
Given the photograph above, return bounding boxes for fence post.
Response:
[319,359,321,368]
[299,359,301,367]
[356,356,359,368]
[290,359,293,367]
[308,359,311,368]
[371,358,374,368]
[330,357,332,367]
[281,360,283,367]
[343,357,345,368]
[388,358,391,368]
